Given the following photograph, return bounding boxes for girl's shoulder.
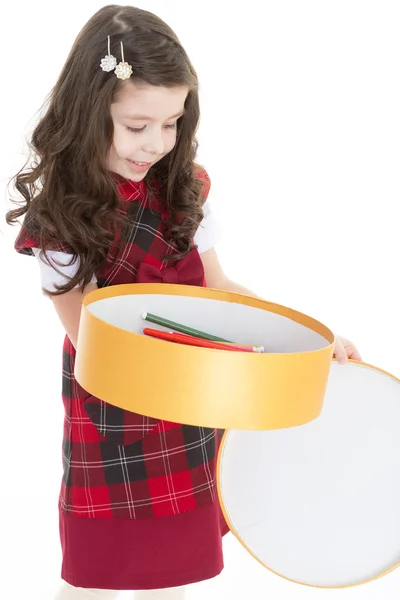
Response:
[14,210,71,256]
[193,163,211,203]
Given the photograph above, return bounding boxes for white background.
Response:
[1,1,399,598]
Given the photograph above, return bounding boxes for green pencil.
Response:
[141,312,233,343]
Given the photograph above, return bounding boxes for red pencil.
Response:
[143,328,261,353]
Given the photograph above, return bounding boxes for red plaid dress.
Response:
[15,169,229,590]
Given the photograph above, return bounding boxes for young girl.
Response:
[6,5,361,599]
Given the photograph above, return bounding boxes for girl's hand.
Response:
[334,335,362,365]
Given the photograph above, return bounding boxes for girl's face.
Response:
[108,81,188,181]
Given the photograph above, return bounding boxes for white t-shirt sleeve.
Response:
[194,202,223,254]
[32,248,97,292]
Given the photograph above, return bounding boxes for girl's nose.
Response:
[142,132,164,157]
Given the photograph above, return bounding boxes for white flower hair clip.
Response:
[100,37,133,81]
[100,36,117,72]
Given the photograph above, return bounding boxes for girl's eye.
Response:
[126,126,146,134]
[126,123,178,134]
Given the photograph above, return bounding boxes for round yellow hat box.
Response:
[75,283,334,430]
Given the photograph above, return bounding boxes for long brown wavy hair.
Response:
[5,5,206,295]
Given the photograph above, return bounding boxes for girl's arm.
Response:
[200,248,258,297]
[51,283,98,349]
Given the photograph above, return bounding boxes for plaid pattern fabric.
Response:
[15,168,225,519]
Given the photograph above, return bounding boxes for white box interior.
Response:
[87,294,330,353]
